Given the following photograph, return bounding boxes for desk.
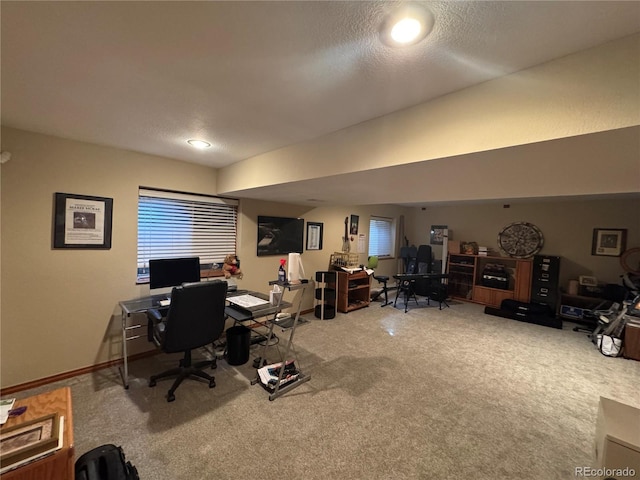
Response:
[225,290,291,323]
[227,283,311,400]
[118,292,173,389]
[0,387,74,480]
[118,288,248,389]
[393,273,449,312]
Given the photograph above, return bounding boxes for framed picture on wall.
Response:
[591,228,627,257]
[306,222,323,250]
[350,215,359,235]
[430,225,447,245]
[257,215,304,256]
[53,193,113,249]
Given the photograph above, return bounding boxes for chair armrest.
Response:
[147,308,164,322]
[147,308,165,343]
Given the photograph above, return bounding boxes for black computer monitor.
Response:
[149,257,201,290]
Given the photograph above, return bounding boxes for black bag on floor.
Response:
[75,444,139,480]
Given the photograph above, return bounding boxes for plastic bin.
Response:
[226,325,251,365]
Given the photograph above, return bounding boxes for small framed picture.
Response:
[350,215,359,235]
[306,222,323,251]
[53,193,113,249]
[0,413,60,469]
[430,225,447,245]
[591,228,627,257]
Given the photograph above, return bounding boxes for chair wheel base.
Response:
[209,379,216,388]
[149,378,157,387]
[167,392,176,402]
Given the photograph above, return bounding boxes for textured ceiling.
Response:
[1,1,640,167]
[3,1,640,173]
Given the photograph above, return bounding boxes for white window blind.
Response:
[369,216,394,258]
[137,188,238,282]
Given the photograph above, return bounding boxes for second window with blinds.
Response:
[137,188,239,283]
[368,216,395,258]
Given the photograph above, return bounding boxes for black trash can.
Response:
[226,325,251,365]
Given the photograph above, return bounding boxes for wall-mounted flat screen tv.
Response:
[257,216,304,257]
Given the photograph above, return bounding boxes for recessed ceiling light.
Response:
[380,5,434,47]
[187,139,211,149]
[391,18,423,44]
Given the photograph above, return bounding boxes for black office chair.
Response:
[147,280,228,402]
[394,255,419,311]
[368,256,392,307]
[425,276,450,310]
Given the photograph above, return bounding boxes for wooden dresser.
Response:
[1,387,75,480]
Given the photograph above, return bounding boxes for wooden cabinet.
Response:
[336,270,371,313]
[447,253,532,308]
[447,254,477,300]
[472,285,515,307]
[1,387,74,480]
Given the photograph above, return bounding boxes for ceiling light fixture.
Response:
[187,139,211,149]
[380,4,434,47]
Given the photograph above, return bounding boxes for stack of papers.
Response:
[227,294,269,309]
[0,398,15,425]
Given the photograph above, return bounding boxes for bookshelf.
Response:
[336,270,371,313]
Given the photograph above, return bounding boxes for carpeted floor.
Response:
[11,300,640,479]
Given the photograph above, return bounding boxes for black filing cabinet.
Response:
[531,255,561,313]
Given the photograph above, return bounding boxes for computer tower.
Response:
[531,255,560,314]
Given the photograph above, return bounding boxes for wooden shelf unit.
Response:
[447,253,532,308]
[336,270,371,313]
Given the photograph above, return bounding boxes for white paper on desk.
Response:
[227,294,269,308]
[341,266,362,274]
[0,398,15,424]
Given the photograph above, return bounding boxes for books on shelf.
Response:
[257,360,300,391]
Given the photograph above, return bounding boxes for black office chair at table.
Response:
[368,256,392,307]
[147,280,227,402]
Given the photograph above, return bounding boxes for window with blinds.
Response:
[368,216,395,258]
[137,188,239,283]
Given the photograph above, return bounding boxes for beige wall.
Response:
[0,127,220,388]
[1,127,638,388]
[236,201,414,314]
[407,197,640,289]
[0,127,413,388]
